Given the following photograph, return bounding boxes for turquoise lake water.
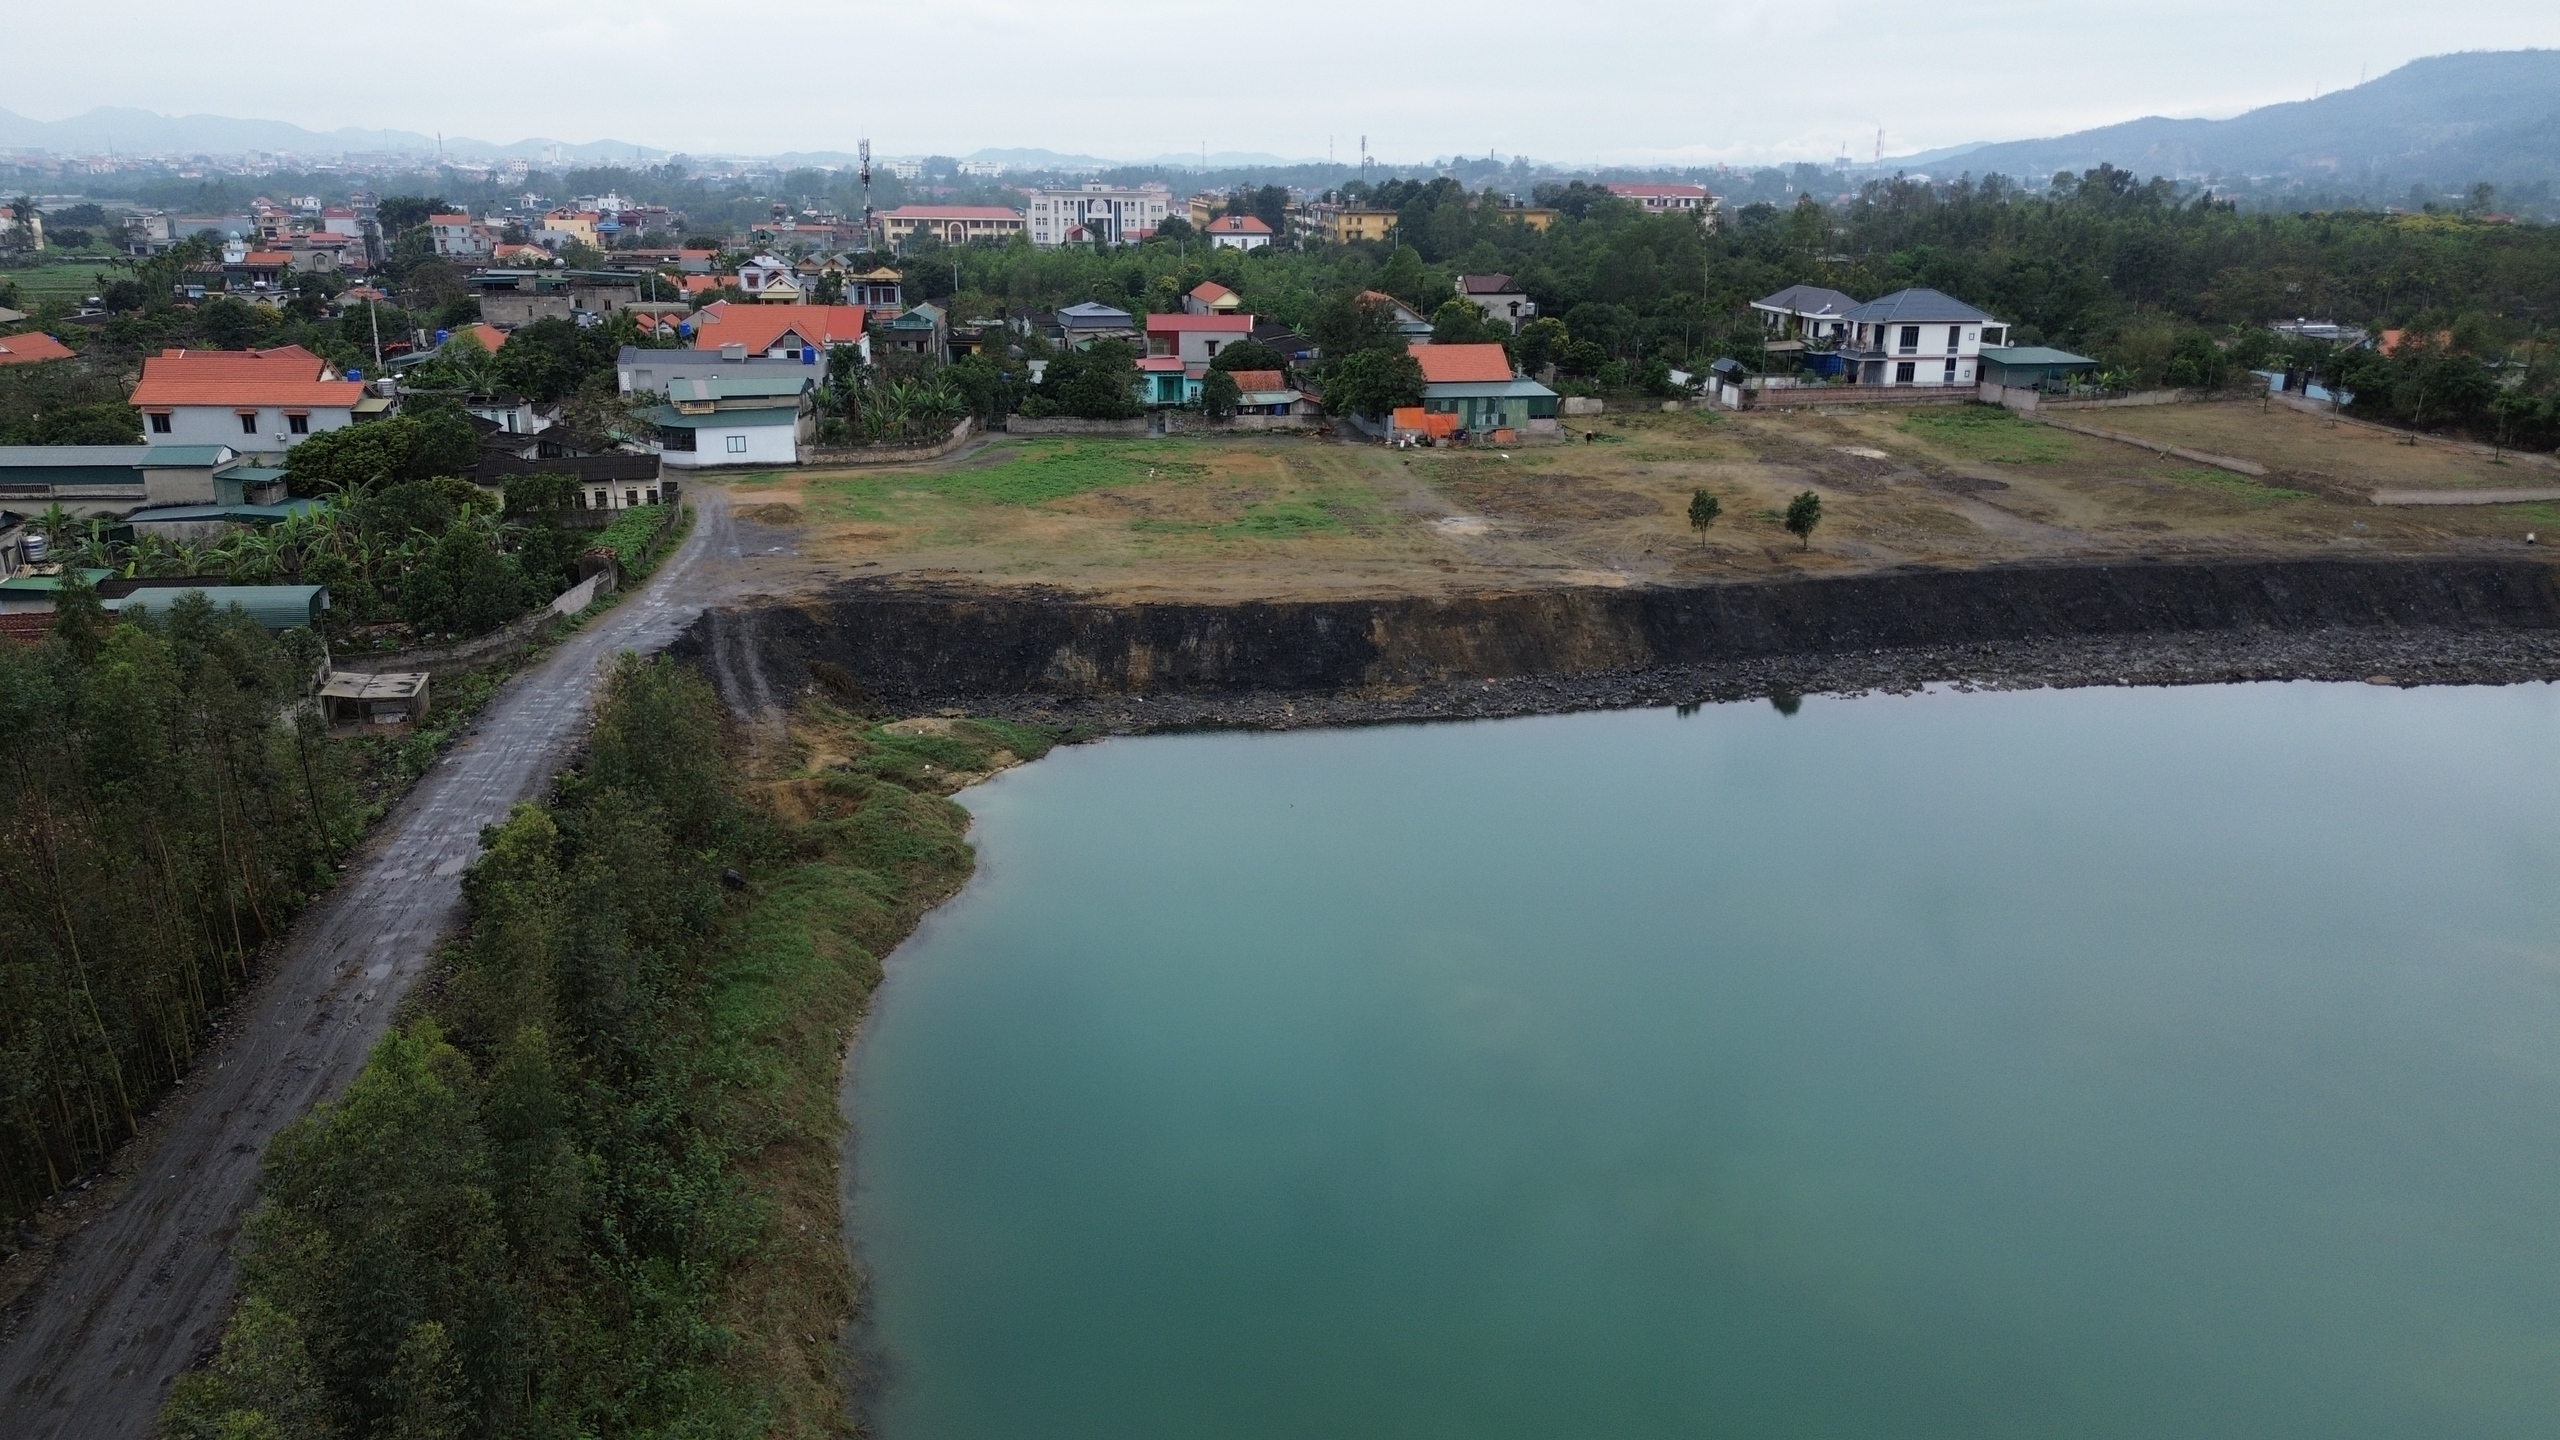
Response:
[845,683,2560,1438]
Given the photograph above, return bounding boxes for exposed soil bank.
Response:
[679,557,2560,730]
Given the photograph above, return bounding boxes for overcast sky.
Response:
[12,1,2558,164]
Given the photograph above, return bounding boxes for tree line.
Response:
[0,592,359,1237]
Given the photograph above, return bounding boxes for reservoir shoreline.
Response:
[681,555,2560,733]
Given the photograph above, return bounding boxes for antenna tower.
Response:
[858,138,874,250]
[1360,134,1370,185]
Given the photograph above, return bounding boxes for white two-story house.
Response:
[128,346,367,455]
[1837,289,2009,386]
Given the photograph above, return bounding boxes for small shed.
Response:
[320,671,432,730]
[1978,345,2099,389]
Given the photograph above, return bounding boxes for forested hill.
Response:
[1929,51,2560,189]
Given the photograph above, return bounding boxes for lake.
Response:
[845,683,2560,1438]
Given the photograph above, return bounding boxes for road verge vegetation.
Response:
[164,663,1065,1439]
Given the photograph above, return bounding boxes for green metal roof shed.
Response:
[107,584,329,631]
[1979,345,2099,388]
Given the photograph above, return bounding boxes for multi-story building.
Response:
[429,213,494,258]
[882,205,1028,248]
[1296,202,1398,245]
[1027,185,1171,248]
[1835,289,2009,387]
[1606,183,1713,216]
[127,345,366,453]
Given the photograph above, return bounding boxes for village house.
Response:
[882,205,1029,248]
[1053,301,1141,349]
[1751,284,1862,345]
[847,267,905,308]
[1455,274,1535,333]
[1412,343,1559,436]
[1136,355,1197,408]
[1205,214,1272,250]
[1183,280,1243,315]
[650,371,817,469]
[0,332,75,367]
[1223,369,1317,417]
[1146,312,1255,374]
[618,344,814,395]
[686,302,871,364]
[737,254,804,302]
[429,213,494,258]
[128,346,365,452]
[877,304,950,362]
[1836,289,2009,386]
[1362,291,1435,343]
[1027,185,1171,248]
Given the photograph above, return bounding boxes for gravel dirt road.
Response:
[0,489,769,1439]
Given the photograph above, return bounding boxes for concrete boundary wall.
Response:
[1001,415,1151,437]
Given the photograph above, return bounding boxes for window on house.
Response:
[726,435,748,454]
[239,413,258,435]
[1895,361,1916,384]
[626,490,640,507]
[1899,325,1920,353]
[148,413,172,433]
[287,413,309,434]
[1943,358,1958,382]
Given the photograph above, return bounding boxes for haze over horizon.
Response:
[8,0,2557,167]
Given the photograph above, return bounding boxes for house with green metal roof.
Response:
[0,443,267,514]
[655,370,815,468]
[127,498,326,543]
[1977,345,2100,390]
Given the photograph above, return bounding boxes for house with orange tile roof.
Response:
[0,331,75,367]
[1205,214,1272,251]
[128,346,367,452]
[686,302,870,364]
[1411,342,1557,436]
[1182,280,1241,315]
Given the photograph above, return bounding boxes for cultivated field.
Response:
[716,400,2556,602]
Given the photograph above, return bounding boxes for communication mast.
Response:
[859,138,875,251]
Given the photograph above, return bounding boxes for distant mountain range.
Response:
[0,106,666,162]
[1890,50,2560,187]
[7,51,2557,186]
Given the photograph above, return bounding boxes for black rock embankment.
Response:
[677,557,2560,730]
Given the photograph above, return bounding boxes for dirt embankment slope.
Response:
[674,555,2560,731]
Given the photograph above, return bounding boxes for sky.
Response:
[11,0,2560,165]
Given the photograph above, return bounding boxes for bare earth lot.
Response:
[716,401,2555,602]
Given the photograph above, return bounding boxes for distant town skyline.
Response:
[9,2,2558,167]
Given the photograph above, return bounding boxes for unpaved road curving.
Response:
[0,489,777,1439]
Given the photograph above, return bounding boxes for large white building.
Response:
[1836,289,2010,386]
[1027,184,1172,247]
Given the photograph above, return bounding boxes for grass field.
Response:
[0,256,117,304]
[715,401,2555,602]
